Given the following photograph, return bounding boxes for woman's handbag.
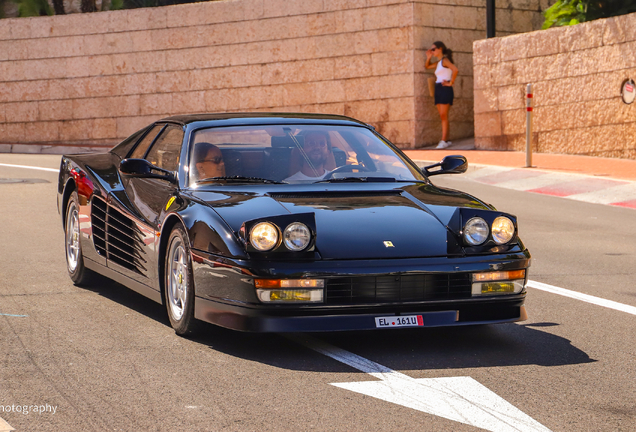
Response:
[427,77,436,97]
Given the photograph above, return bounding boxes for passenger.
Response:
[193,142,225,180]
[285,131,333,182]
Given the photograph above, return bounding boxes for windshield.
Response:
[188,125,425,186]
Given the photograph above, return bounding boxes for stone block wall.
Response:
[474,12,636,159]
[0,0,546,151]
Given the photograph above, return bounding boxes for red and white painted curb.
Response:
[461,165,636,209]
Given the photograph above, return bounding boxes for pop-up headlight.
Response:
[250,222,279,251]
[283,222,311,251]
[463,217,489,245]
[492,216,515,244]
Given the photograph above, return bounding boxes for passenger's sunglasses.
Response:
[201,156,223,164]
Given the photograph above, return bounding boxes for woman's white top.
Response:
[435,58,453,83]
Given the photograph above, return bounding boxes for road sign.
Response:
[621,78,635,104]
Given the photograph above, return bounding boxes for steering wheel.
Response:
[322,164,371,180]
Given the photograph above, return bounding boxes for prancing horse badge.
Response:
[383,241,394,248]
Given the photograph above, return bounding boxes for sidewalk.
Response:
[404,139,636,210]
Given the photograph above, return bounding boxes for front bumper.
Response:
[191,249,530,332]
[194,294,527,332]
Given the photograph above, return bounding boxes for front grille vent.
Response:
[325,273,471,305]
[91,197,147,274]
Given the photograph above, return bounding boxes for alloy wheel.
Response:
[167,238,188,320]
[65,202,80,273]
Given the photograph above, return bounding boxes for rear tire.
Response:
[164,225,198,336]
[65,191,96,286]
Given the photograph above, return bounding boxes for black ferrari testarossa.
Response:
[58,113,530,335]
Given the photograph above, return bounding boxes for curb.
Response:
[412,159,636,210]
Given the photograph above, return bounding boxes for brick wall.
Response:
[0,0,545,152]
[474,12,636,159]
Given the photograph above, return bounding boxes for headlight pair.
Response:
[250,222,311,252]
[463,216,515,246]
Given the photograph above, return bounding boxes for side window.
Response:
[110,126,150,159]
[145,125,185,172]
[130,125,164,159]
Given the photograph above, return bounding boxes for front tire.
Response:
[65,190,96,286]
[164,225,198,335]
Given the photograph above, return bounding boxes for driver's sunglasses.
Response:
[202,156,223,164]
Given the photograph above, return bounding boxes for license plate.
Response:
[375,315,423,328]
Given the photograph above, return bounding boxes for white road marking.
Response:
[527,280,636,316]
[0,313,28,317]
[0,163,59,173]
[287,334,551,432]
[0,416,14,432]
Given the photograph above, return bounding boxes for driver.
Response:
[285,131,333,182]
[193,142,225,180]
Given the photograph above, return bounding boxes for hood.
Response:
[271,190,453,259]
[193,185,482,260]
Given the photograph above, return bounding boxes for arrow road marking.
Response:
[287,334,552,432]
[528,280,636,316]
[0,416,14,432]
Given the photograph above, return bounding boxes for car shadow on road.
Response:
[79,275,170,325]
[188,319,596,375]
[86,278,595,373]
[308,323,596,372]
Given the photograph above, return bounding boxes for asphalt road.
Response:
[1,154,634,431]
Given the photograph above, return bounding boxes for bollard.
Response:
[525,83,533,168]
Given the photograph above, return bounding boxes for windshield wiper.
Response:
[315,177,397,183]
[198,176,287,184]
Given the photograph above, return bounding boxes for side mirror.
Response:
[119,158,176,183]
[424,155,468,176]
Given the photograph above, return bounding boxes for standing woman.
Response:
[425,41,459,149]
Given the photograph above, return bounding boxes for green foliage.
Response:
[109,0,124,10]
[543,0,636,29]
[542,0,586,29]
[14,0,52,17]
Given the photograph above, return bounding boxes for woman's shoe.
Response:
[436,140,450,149]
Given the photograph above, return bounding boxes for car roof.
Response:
[159,112,372,128]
